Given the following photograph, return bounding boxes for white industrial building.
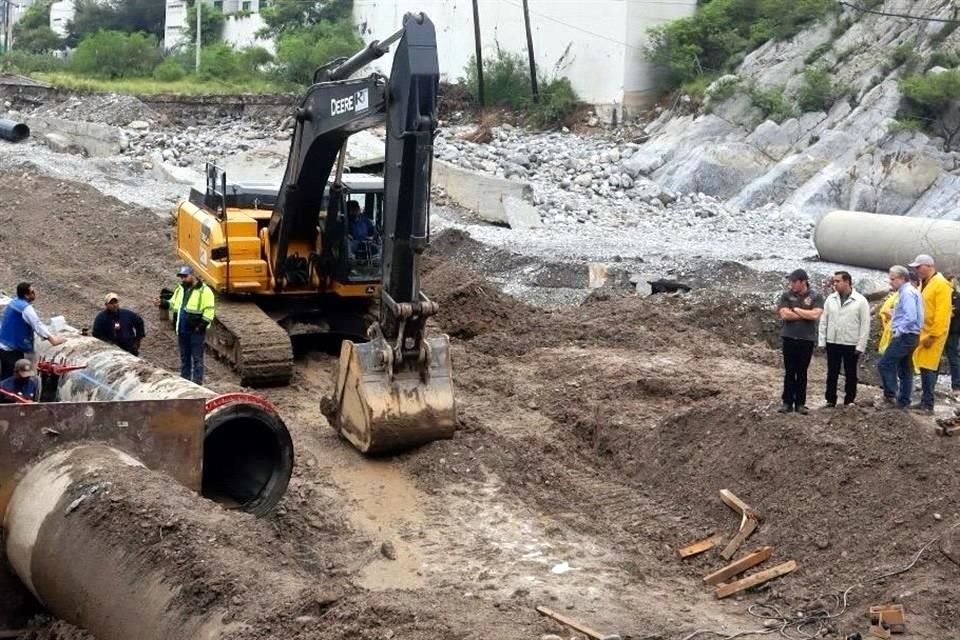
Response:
[163,0,273,51]
[353,0,697,120]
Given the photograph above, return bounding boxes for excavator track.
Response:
[207,300,294,387]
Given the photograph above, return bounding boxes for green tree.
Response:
[67,0,166,44]
[797,68,836,112]
[70,30,161,78]
[12,0,63,52]
[185,2,226,47]
[260,0,352,38]
[900,70,960,150]
[274,20,362,85]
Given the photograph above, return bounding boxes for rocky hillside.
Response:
[635,0,960,220]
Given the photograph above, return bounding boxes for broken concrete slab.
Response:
[26,115,129,157]
[43,132,83,155]
[433,159,538,229]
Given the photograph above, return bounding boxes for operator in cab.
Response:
[347,200,378,258]
[158,266,215,385]
[0,358,40,403]
[92,292,146,356]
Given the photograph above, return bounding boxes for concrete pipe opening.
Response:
[203,401,294,517]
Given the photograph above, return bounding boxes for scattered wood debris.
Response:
[714,560,797,599]
[870,604,906,635]
[703,546,773,585]
[535,606,613,640]
[676,534,720,559]
[719,489,761,560]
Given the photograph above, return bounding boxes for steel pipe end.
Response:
[203,394,294,517]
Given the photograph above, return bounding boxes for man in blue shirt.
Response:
[0,282,65,379]
[347,200,377,258]
[878,265,924,408]
[0,358,39,402]
[92,292,146,356]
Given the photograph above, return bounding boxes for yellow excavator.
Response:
[169,13,455,453]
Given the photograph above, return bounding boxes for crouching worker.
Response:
[0,358,40,402]
[158,266,215,385]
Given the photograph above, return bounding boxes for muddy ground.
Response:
[1,168,959,640]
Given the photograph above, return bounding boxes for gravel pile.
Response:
[435,123,815,241]
[31,94,163,127]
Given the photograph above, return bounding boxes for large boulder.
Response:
[848,146,943,215]
[624,114,739,178]
[654,142,772,200]
[747,118,803,161]
[906,174,960,219]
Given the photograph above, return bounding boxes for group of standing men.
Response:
[0,263,216,405]
[777,254,959,415]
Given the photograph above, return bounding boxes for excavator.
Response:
[169,12,455,453]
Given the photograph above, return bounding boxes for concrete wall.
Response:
[353,0,695,119]
[222,13,274,53]
[49,0,74,39]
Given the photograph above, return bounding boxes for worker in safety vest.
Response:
[0,282,65,379]
[158,266,215,384]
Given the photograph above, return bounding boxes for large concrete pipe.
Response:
[36,336,294,516]
[814,210,960,273]
[4,445,243,639]
[0,119,29,142]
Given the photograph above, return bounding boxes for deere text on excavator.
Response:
[170,12,455,453]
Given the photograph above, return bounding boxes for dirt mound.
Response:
[32,94,164,127]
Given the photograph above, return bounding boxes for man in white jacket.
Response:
[818,271,871,407]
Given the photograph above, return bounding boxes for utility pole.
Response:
[521,0,539,102]
[1,0,9,55]
[195,0,202,74]
[470,0,484,107]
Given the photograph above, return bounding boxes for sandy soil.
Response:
[2,169,959,640]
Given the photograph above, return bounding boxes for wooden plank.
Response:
[676,534,719,559]
[720,489,761,522]
[714,560,797,599]
[720,516,758,560]
[535,606,605,640]
[703,546,773,585]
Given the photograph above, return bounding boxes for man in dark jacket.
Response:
[92,292,146,356]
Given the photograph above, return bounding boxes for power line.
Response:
[839,1,960,24]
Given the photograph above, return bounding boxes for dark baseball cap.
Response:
[786,268,809,282]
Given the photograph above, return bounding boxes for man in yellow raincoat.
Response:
[910,254,952,414]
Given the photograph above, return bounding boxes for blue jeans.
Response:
[178,331,206,385]
[878,333,918,407]
[919,368,938,409]
[947,333,960,389]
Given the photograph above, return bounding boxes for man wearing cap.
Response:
[776,269,825,414]
[0,282,65,379]
[909,254,952,414]
[0,358,40,402]
[91,293,146,357]
[818,271,870,407]
[158,266,215,384]
[878,265,923,409]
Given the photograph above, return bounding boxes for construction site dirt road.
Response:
[2,168,960,640]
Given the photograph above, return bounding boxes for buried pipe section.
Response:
[36,337,294,516]
[4,445,240,640]
[0,119,29,143]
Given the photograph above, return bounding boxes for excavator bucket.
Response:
[333,334,455,454]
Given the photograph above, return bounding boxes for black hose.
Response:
[0,119,29,143]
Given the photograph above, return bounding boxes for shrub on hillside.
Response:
[70,30,161,78]
[464,49,530,109]
[647,0,835,87]
[749,84,794,122]
[527,77,580,128]
[0,51,67,73]
[900,69,960,149]
[797,68,836,112]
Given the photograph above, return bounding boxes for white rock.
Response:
[127,120,150,130]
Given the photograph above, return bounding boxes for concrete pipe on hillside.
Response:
[36,337,294,516]
[0,119,29,143]
[814,210,960,274]
[4,445,238,640]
